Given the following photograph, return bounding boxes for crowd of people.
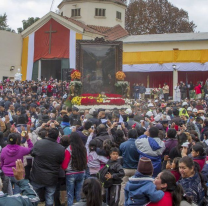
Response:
[0,79,208,206]
[133,80,208,102]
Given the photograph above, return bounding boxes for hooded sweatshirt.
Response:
[1,139,33,176]
[135,135,165,177]
[125,171,164,206]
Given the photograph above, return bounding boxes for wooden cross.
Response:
[45,24,57,54]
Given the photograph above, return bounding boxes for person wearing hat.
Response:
[124,157,164,206]
[187,107,193,116]
[56,110,67,124]
[179,102,189,118]
[69,107,81,126]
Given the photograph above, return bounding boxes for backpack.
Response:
[97,163,113,188]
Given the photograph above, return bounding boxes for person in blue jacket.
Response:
[135,127,165,177]
[0,159,39,206]
[124,157,164,206]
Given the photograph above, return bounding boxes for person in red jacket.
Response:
[194,82,202,99]
[147,171,192,206]
[47,83,52,97]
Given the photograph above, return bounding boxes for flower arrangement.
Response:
[116,71,126,81]
[71,70,81,80]
[71,96,82,105]
[151,88,160,95]
[71,94,125,106]
[81,93,122,98]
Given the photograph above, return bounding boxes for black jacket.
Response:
[69,113,81,126]
[30,138,65,186]
[94,131,110,148]
[107,159,125,184]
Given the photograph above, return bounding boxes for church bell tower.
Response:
[58,0,127,28]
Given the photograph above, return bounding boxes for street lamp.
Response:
[172,64,176,71]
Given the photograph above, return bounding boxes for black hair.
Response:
[129,113,134,118]
[89,139,97,152]
[48,128,59,140]
[167,129,176,139]
[38,129,48,139]
[109,147,119,155]
[179,156,207,197]
[136,127,145,136]
[160,171,192,206]
[122,115,128,122]
[192,144,206,157]
[82,178,102,206]
[177,133,188,150]
[84,121,93,130]
[149,127,159,138]
[60,135,70,148]
[173,109,179,116]
[17,115,26,124]
[62,114,69,122]
[92,111,98,118]
[167,109,173,116]
[7,133,17,145]
[172,157,181,172]
[128,129,138,139]
[114,129,125,147]
[69,132,87,171]
[103,139,116,156]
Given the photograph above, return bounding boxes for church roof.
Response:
[62,16,106,36]
[120,32,208,43]
[63,16,128,40]
[103,24,129,41]
[58,0,127,8]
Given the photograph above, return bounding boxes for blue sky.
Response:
[0,0,206,33]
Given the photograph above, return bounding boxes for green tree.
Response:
[17,17,40,33]
[0,13,15,32]
[126,0,197,35]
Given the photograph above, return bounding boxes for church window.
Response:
[71,9,81,17]
[95,8,106,17]
[116,11,121,20]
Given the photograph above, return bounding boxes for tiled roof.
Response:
[62,16,106,36]
[87,25,112,33]
[62,16,128,40]
[103,24,129,41]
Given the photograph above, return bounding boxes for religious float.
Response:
[68,70,131,109]
[65,37,131,109]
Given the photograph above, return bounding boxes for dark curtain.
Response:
[125,72,173,96]
[178,71,208,86]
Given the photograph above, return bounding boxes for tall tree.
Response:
[0,13,15,32]
[126,0,197,35]
[17,17,40,33]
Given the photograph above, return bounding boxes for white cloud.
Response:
[0,0,207,32]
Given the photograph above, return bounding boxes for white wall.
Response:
[0,31,22,80]
[59,1,126,28]
[123,40,208,52]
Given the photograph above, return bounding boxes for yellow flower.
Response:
[116,71,126,80]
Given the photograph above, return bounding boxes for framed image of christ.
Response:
[76,38,123,94]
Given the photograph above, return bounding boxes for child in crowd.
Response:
[166,157,181,181]
[85,132,109,177]
[105,147,124,206]
[125,157,164,206]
